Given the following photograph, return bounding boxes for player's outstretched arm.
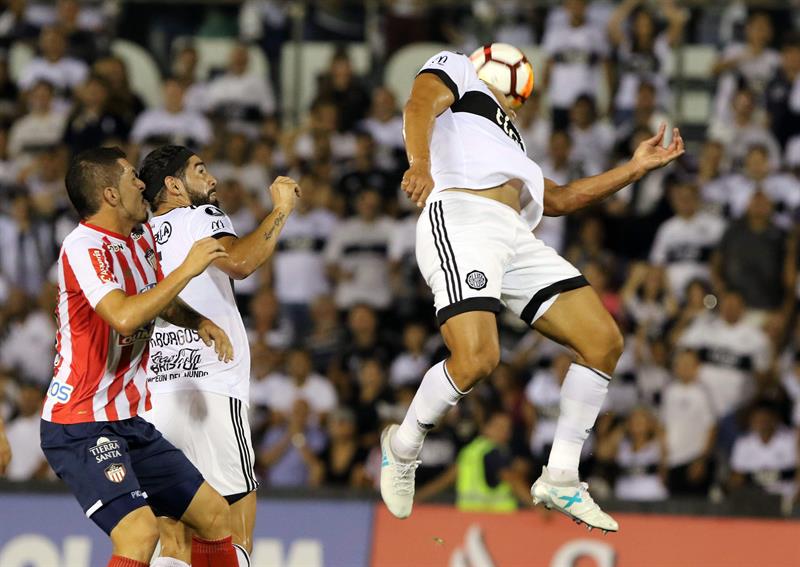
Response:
[213,176,300,280]
[0,416,11,474]
[402,73,456,208]
[95,237,228,336]
[160,298,233,362]
[543,123,684,216]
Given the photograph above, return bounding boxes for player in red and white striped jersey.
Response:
[40,147,243,567]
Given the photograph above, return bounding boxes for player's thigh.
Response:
[440,310,501,389]
[416,194,514,327]
[229,490,257,552]
[501,231,588,327]
[533,286,624,373]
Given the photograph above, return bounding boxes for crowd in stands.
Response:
[0,0,798,511]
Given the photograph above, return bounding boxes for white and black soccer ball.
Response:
[469,43,534,108]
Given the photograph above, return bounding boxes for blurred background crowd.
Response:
[0,0,799,514]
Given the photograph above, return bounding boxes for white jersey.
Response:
[418,51,545,229]
[147,205,251,404]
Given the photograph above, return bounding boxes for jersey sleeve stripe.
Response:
[124,376,141,417]
[417,68,460,102]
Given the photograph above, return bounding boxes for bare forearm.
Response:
[544,160,646,216]
[226,206,290,278]
[160,297,204,330]
[99,267,194,335]
[403,100,436,164]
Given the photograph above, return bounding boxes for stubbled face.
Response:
[115,159,148,223]
[181,155,218,206]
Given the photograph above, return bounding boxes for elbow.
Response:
[112,317,138,338]
[543,196,571,217]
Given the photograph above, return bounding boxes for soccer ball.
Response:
[469,43,534,108]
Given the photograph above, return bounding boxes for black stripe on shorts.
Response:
[520,275,589,326]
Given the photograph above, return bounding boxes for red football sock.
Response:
[191,535,238,567]
[106,556,149,567]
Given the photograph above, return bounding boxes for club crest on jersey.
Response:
[90,437,122,464]
[105,463,126,483]
[145,248,157,270]
[88,248,115,283]
[466,270,487,290]
[155,222,172,245]
[204,206,224,217]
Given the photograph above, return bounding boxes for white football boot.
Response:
[531,466,619,533]
[379,424,421,519]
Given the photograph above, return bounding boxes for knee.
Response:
[198,493,231,539]
[577,321,624,373]
[449,342,500,388]
[112,514,159,559]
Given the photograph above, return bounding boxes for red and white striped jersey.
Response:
[42,221,163,424]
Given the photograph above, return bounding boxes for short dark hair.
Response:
[139,145,192,210]
[65,146,126,218]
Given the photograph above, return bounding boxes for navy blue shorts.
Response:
[41,416,204,533]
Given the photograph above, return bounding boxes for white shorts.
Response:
[417,191,587,325]
[143,390,258,499]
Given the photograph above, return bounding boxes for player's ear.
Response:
[101,185,120,206]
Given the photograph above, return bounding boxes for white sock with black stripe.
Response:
[391,360,466,460]
[547,363,611,482]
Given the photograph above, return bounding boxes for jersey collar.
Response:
[80,221,127,240]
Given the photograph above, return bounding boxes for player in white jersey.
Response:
[379,50,684,532]
[139,145,300,567]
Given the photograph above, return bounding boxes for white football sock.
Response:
[391,360,466,460]
[547,363,610,482]
[151,558,190,567]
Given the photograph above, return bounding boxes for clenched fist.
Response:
[270,176,301,211]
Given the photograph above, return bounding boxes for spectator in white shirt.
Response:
[251,349,338,424]
[730,401,798,500]
[357,86,405,173]
[650,182,726,298]
[712,11,781,125]
[0,282,56,385]
[274,180,339,335]
[662,349,717,496]
[204,42,276,135]
[130,77,213,150]
[607,0,686,123]
[596,407,668,501]
[17,26,88,101]
[389,322,431,388]
[722,144,800,229]
[542,0,611,129]
[678,291,772,418]
[708,87,781,171]
[8,81,66,161]
[0,191,54,296]
[1,381,49,481]
[568,94,615,170]
[325,189,394,310]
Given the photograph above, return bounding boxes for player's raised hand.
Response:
[632,123,685,173]
[402,158,435,208]
[270,176,301,211]
[198,319,234,362]
[182,237,229,277]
